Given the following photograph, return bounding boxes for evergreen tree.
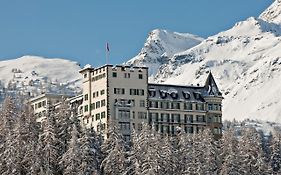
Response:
[220,129,242,175]
[79,128,101,175]
[238,127,268,174]
[38,112,60,175]
[0,96,18,174]
[60,124,82,175]
[56,98,73,155]
[101,122,127,175]
[269,128,281,173]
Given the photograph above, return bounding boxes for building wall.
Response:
[79,65,223,140]
[29,94,72,122]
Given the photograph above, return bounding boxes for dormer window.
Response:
[193,92,202,100]
[148,89,156,97]
[183,91,191,99]
[170,92,178,99]
[159,90,167,99]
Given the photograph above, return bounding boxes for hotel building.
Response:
[79,65,223,140]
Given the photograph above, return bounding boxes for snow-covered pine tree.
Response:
[175,130,193,174]
[0,96,18,135]
[199,128,220,174]
[101,122,127,175]
[20,105,41,175]
[60,124,82,175]
[0,96,18,174]
[238,127,269,174]
[38,111,60,175]
[141,124,163,175]
[220,129,242,175]
[159,135,176,175]
[269,128,281,173]
[79,127,101,175]
[55,98,73,155]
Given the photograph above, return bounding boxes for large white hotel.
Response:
[79,64,223,140]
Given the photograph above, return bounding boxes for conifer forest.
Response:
[0,96,281,175]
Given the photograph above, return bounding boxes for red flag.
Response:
[106,42,110,52]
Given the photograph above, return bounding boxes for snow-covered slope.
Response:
[126,29,203,76]
[260,0,281,25]
[128,0,281,122]
[0,56,82,99]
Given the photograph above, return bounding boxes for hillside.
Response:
[127,0,281,122]
[0,55,82,99]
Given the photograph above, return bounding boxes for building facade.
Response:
[29,93,73,122]
[79,65,223,140]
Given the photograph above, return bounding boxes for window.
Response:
[140,100,145,107]
[42,100,46,107]
[84,73,87,78]
[96,113,100,120]
[196,103,204,111]
[196,115,205,122]
[101,89,105,95]
[160,125,164,133]
[96,101,101,108]
[112,72,117,77]
[101,112,106,119]
[35,104,38,109]
[149,101,158,108]
[119,122,130,131]
[139,74,143,79]
[96,91,99,97]
[118,110,130,119]
[130,89,136,95]
[130,89,144,96]
[138,123,142,131]
[114,88,125,95]
[138,112,147,119]
[38,102,42,108]
[90,103,95,110]
[140,89,144,96]
[148,89,156,97]
[208,104,213,111]
[124,73,130,78]
[172,114,180,123]
[184,115,193,123]
[101,99,106,107]
[185,126,193,133]
[161,113,170,122]
[84,94,89,101]
[184,103,193,110]
[132,111,135,119]
[93,92,96,98]
[160,102,170,109]
[214,104,218,111]
[149,113,159,123]
[84,105,89,112]
[171,102,180,109]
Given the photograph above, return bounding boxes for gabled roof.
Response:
[204,71,222,96]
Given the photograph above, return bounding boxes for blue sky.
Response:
[0,0,273,67]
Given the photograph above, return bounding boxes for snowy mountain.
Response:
[260,0,281,25]
[127,0,281,122]
[126,29,203,76]
[0,56,82,99]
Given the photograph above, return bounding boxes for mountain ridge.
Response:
[127,0,281,122]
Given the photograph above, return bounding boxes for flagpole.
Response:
[106,42,109,65]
